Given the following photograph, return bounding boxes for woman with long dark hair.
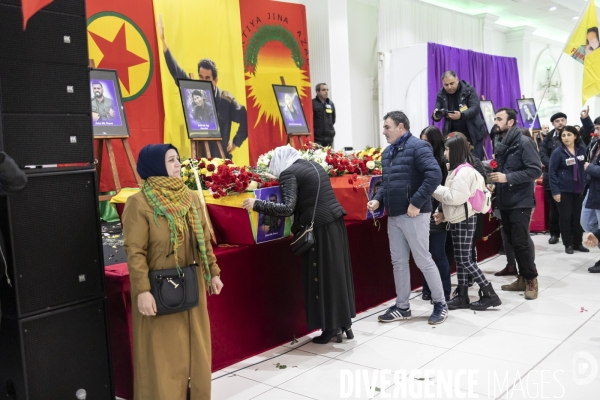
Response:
[433,137,501,310]
[419,126,451,301]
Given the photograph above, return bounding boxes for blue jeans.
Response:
[388,213,446,308]
[580,193,600,249]
[422,230,451,300]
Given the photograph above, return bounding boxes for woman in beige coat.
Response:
[123,144,223,400]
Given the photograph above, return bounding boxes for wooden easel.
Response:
[89,60,142,201]
[280,76,311,150]
[96,136,142,201]
[191,137,226,159]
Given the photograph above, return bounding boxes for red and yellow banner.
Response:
[86,0,164,191]
[239,0,313,163]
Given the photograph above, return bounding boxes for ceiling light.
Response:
[574,16,579,19]
[550,6,557,11]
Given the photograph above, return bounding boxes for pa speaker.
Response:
[0,3,88,66]
[0,169,105,318]
[0,59,91,115]
[0,114,93,166]
[0,299,114,400]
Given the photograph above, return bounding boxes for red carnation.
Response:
[224,160,233,165]
[213,193,221,199]
[490,160,498,170]
[207,164,216,172]
[352,186,358,192]
[372,169,382,176]
[347,178,353,184]
[199,162,206,168]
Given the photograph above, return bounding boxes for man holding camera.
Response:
[432,71,487,160]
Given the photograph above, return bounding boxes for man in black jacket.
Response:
[312,83,336,147]
[432,71,487,160]
[0,152,28,326]
[539,112,567,244]
[491,108,542,300]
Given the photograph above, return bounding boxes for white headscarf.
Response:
[269,146,302,178]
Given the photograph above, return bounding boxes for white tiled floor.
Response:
[211,234,600,400]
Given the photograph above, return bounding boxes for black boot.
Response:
[341,326,354,339]
[470,283,502,310]
[447,285,470,310]
[312,328,342,344]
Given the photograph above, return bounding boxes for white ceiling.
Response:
[417,0,595,43]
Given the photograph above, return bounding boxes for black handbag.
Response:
[290,163,320,256]
[149,226,199,315]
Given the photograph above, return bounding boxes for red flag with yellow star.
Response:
[86,0,164,191]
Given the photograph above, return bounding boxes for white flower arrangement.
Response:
[257,150,274,169]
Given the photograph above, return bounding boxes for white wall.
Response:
[378,0,483,53]
[277,0,599,150]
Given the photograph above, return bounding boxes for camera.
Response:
[434,109,449,119]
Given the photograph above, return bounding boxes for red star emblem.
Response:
[89,23,147,93]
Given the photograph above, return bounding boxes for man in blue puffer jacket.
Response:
[367,111,447,325]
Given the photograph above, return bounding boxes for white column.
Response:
[506,26,536,97]
[478,13,501,55]
[304,0,353,150]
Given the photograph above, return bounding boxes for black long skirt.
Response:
[301,216,356,330]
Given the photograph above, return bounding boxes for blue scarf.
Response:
[136,144,179,180]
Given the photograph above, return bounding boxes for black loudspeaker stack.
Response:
[0,1,115,399]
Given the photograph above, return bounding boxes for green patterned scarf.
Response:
[142,176,212,292]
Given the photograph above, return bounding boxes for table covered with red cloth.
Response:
[105,216,500,399]
[530,183,546,233]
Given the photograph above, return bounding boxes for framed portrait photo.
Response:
[272,84,310,135]
[479,100,496,133]
[254,186,287,244]
[178,79,220,139]
[517,98,542,131]
[90,69,130,137]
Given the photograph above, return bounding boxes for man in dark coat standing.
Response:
[432,71,488,160]
[490,108,542,300]
[312,83,336,147]
[539,112,567,244]
[0,152,28,326]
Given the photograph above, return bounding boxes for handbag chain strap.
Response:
[307,162,321,229]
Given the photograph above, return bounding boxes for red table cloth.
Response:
[105,217,499,399]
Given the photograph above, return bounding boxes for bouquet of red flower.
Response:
[204,164,252,199]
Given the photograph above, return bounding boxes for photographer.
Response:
[432,71,488,160]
